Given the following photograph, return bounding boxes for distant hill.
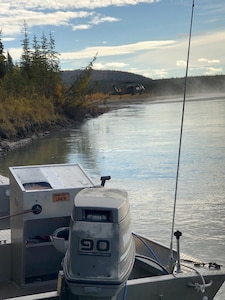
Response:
[62,69,151,83]
[62,70,152,94]
[61,70,225,96]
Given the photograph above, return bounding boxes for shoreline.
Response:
[0,94,153,155]
[0,92,224,155]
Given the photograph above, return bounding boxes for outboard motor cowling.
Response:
[63,187,135,299]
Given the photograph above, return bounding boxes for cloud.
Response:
[94,61,129,70]
[1,10,94,36]
[1,0,157,37]
[6,27,225,79]
[205,67,223,76]
[61,40,175,60]
[198,58,220,64]
[2,37,15,42]
[90,15,119,25]
[72,24,91,31]
[176,60,186,67]
[199,1,225,24]
[30,11,93,26]
[4,48,22,63]
[72,14,120,31]
[1,0,159,10]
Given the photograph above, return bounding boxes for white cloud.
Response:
[94,61,128,70]
[90,15,119,25]
[0,0,157,37]
[61,40,175,60]
[1,0,159,11]
[4,47,22,63]
[176,60,186,67]
[2,37,15,42]
[58,29,225,78]
[1,10,93,36]
[72,14,120,31]
[199,1,225,23]
[198,58,220,64]
[30,11,92,26]
[205,67,223,76]
[106,62,128,68]
[72,24,91,31]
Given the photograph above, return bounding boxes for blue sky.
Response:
[1,0,224,79]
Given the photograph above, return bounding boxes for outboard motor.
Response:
[61,187,135,300]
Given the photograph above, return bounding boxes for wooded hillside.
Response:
[62,70,225,96]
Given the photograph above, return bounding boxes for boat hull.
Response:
[2,272,224,300]
[126,272,225,300]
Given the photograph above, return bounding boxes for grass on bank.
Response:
[0,96,62,139]
[0,92,109,140]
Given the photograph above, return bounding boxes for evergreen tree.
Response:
[6,51,14,73]
[40,32,49,70]
[46,32,61,97]
[32,35,41,65]
[49,32,60,72]
[0,30,6,80]
[20,22,32,79]
[31,34,44,93]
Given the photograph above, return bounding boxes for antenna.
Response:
[169,0,195,271]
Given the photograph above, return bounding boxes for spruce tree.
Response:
[6,51,14,72]
[0,30,6,80]
[20,22,32,79]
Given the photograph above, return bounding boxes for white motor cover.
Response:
[63,187,135,298]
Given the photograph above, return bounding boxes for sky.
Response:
[1,0,224,79]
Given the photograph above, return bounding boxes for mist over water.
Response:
[0,95,225,298]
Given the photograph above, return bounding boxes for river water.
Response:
[0,94,225,298]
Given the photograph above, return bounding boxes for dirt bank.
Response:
[0,94,153,155]
[0,132,51,155]
[1,92,217,155]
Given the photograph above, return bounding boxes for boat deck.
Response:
[0,281,57,300]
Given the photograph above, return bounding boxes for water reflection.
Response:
[0,131,71,176]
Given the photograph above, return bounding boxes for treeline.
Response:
[63,69,225,96]
[0,23,97,140]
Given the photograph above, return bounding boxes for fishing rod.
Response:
[169,0,195,271]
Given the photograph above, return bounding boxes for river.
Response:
[0,94,225,299]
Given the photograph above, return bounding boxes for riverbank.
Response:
[0,94,152,155]
[104,93,152,108]
[1,92,223,155]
